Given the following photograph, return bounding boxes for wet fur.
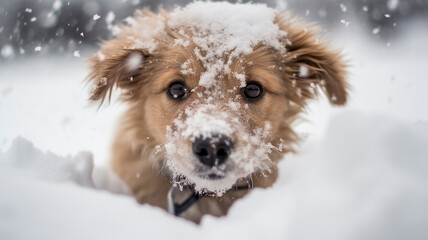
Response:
[87,9,348,223]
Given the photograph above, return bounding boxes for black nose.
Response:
[192,134,233,167]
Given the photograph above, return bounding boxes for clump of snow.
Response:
[100,77,108,86]
[299,65,309,78]
[97,51,105,61]
[174,38,190,48]
[125,1,288,65]
[117,12,165,53]
[125,52,143,72]
[180,59,195,75]
[34,46,42,52]
[233,72,246,88]
[168,1,287,89]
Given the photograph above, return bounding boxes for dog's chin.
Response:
[201,173,225,181]
[184,173,239,196]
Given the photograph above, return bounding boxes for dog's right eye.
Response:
[167,81,188,100]
[241,82,264,101]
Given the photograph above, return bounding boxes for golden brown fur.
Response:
[86,8,348,223]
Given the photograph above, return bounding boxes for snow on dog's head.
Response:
[87,1,348,195]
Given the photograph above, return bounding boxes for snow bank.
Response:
[0,137,94,187]
[1,111,427,240]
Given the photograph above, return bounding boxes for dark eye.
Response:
[167,81,188,100]
[241,82,264,101]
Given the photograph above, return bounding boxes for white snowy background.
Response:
[1,0,428,239]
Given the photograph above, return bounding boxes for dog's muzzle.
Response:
[192,133,233,167]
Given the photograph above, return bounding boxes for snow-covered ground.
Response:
[1,14,428,240]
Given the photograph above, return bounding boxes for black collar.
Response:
[167,177,253,216]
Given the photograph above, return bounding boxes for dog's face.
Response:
[87,3,348,195]
[154,45,291,194]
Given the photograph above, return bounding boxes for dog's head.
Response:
[87,2,348,195]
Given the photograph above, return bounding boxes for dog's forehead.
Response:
[155,43,284,94]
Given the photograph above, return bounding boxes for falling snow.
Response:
[340,3,347,12]
[1,45,15,58]
[340,19,350,27]
[73,50,80,58]
[106,11,115,24]
[52,0,62,11]
[387,0,400,11]
[372,26,381,35]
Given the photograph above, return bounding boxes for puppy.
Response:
[87,2,348,223]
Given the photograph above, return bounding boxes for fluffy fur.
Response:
[86,6,348,223]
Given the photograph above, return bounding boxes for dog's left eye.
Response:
[167,81,188,100]
[241,82,264,101]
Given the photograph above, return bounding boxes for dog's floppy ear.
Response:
[86,39,147,105]
[277,15,348,106]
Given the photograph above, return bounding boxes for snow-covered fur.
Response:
[86,2,348,223]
